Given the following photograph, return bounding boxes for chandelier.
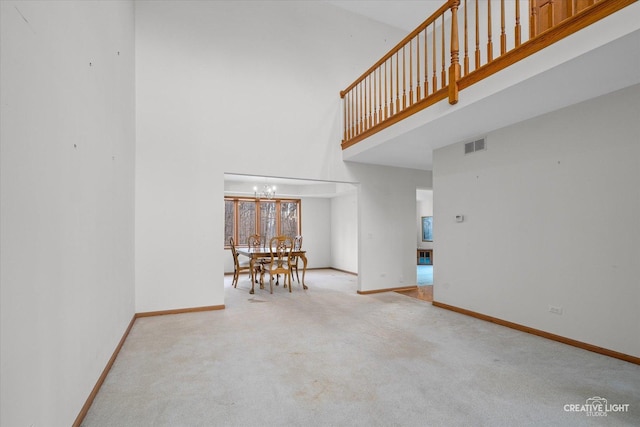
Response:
[253,184,276,200]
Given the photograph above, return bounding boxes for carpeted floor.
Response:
[82,269,640,426]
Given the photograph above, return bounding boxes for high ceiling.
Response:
[326,1,442,31]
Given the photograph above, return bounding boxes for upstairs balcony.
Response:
[340,0,640,170]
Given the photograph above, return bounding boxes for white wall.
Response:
[135,0,431,309]
[331,192,358,273]
[355,163,431,290]
[300,197,332,269]
[0,1,135,425]
[433,85,640,357]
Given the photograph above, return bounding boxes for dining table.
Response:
[236,247,308,294]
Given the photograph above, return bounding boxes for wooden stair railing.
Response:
[340,0,636,150]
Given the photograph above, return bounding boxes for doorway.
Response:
[416,188,433,301]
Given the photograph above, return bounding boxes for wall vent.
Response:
[464,138,486,154]
[464,141,475,154]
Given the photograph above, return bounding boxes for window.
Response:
[224,200,234,245]
[224,197,301,247]
[238,200,256,246]
[280,201,299,238]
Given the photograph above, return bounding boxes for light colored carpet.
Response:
[82,269,640,426]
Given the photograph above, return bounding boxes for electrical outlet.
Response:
[548,305,563,315]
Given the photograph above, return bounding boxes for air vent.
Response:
[464,141,475,154]
[464,138,486,155]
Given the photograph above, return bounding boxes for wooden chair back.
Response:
[267,235,294,293]
[248,234,263,250]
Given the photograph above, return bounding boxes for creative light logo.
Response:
[564,396,630,417]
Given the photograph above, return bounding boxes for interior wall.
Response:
[433,85,640,357]
[135,0,431,310]
[356,163,430,290]
[331,192,358,273]
[0,1,136,425]
[300,197,332,269]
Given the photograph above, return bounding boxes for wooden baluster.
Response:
[396,51,400,114]
[475,0,481,68]
[352,87,356,136]
[515,0,521,47]
[368,75,372,129]
[464,0,469,75]
[353,83,360,135]
[370,73,375,127]
[424,29,429,96]
[501,0,507,55]
[385,60,389,119]
[370,76,374,129]
[346,91,350,139]
[487,0,493,62]
[359,81,363,132]
[374,68,378,125]
[367,75,371,127]
[389,56,394,116]
[368,74,372,129]
[449,0,460,104]
[378,66,382,124]
[345,91,349,141]
[441,15,446,89]
[341,92,346,141]
[349,91,353,139]
[402,46,407,110]
[353,86,357,135]
[372,71,377,127]
[409,41,414,106]
[530,0,538,39]
[432,22,437,91]
[363,80,367,130]
[351,90,356,139]
[369,74,373,128]
[416,33,421,101]
[358,83,363,134]
[363,78,367,131]
[371,73,375,126]
[358,82,364,134]
[353,89,357,136]
[360,83,364,133]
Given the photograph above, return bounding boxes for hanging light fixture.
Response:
[253,184,276,200]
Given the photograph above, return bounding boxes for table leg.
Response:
[300,254,308,290]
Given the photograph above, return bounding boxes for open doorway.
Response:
[416,188,433,301]
[223,173,359,283]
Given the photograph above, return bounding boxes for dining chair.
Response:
[229,237,252,288]
[248,234,268,284]
[266,235,294,294]
[290,235,303,284]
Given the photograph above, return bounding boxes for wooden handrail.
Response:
[340,1,455,97]
[340,0,635,150]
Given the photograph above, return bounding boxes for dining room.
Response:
[223,174,359,293]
